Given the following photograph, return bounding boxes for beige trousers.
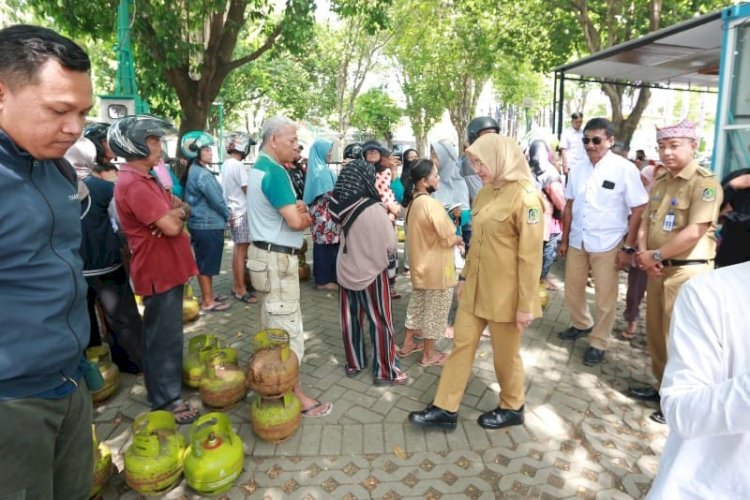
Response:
[645,263,711,387]
[248,245,304,363]
[433,309,524,412]
[564,245,619,350]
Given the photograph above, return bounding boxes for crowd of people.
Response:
[2,24,749,499]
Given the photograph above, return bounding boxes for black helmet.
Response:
[107,115,176,160]
[467,116,500,145]
[343,142,363,160]
[83,122,110,162]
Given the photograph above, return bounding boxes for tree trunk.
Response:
[602,83,651,148]
[415,133,427,157]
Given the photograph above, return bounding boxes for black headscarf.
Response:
[329,159,381,251]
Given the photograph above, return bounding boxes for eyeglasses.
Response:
[582,137,604,145]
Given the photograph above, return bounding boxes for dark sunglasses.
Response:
[582,137,604,145]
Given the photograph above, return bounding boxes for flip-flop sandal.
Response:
[214,294,229,302]
[397,343,424,357]
[390,291,402,299]
[418,352,448,368]
[373,371,409,386]
[169,402,200,425]
[301,400,333,418]
[344,365,360,378]
[201,302,231,313]
[233,291,257,304]
[617,329,637,341]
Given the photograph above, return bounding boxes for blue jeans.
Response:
[542,233,561,279]
[142,284,184,409]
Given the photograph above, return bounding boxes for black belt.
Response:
[662,259,711,267]
[253,241,300,256]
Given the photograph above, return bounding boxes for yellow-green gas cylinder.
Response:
[183,284,201,323]
[124,411,186,496]
[199,348,247,409]
[90,426,113,499]
[184,412,245,495]
[86,344,120,404]
[183,334,220,389]
[539,282,549,308]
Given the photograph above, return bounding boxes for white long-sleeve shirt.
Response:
[648,262,750,499]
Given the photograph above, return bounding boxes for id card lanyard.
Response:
[662,197,676,232]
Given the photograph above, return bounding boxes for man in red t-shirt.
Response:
[111,115,200,424]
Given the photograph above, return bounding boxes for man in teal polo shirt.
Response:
[247,116,333,418]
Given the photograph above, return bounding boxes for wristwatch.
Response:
[652,249,663,262]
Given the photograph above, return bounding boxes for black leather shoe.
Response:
[649,410,666,424]
[408,404,457,430]
[629,386,660,402]
[583,346,605,366]
[477,406,525,430]
[558,326,593,340]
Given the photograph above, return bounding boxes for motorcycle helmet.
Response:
[107,115,176,160]
[225,131,255,159]
[83,122,111,162]
[467,116,500,145]
[180,130,215,160]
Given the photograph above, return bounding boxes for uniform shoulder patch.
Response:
[527,207,541,224]
[701,186,717,202]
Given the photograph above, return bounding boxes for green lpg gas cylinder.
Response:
[184,412,245,495]
[124,411,186,495]
[86,344,120,404]
[250,391,301,444]
[90,426,113,499]
[183,334,221,389]
[199,348,247,409]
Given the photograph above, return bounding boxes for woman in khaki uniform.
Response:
[409,134,544,430]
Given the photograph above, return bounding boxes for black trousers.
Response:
[86,266,143,373]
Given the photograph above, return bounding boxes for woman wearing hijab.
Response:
[398,159,464,367]
[397,148,419,275]
[303,138,340,290]
[409,135,544,431]
[182,130,231,313]
[330,159,408,386]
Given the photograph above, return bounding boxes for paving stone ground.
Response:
[96,238,668,499]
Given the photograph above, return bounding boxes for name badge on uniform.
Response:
[662,213,675,232]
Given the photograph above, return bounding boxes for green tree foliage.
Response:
[386,1,445,155]
[18,0,390,137]
[540,0,730,146]
[351,88,402,146]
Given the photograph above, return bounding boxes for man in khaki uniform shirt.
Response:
[630,120,721,425]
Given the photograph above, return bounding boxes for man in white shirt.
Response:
[558,117,649,366]
[647,262,750,499]
[559,112,585,175]
[221,132,256,303]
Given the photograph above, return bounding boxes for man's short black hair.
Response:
[571,112,583,120]
[583,117,615,138]
[0,24,90,90]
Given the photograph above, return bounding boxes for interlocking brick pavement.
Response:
[95,240,667,499]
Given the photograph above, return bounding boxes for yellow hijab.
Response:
[465,134,533,188]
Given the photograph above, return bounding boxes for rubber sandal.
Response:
[418,352,448,368]
[373,371,409,386]
[200,302,231,313]
[233,291,257,304]
[301,399,333,418]
[214,294,229,302]
[169,402,200,425]
[617,329,637,341]
[390,291,402,299]
[344,365,359,378]
[397,343,424,357]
